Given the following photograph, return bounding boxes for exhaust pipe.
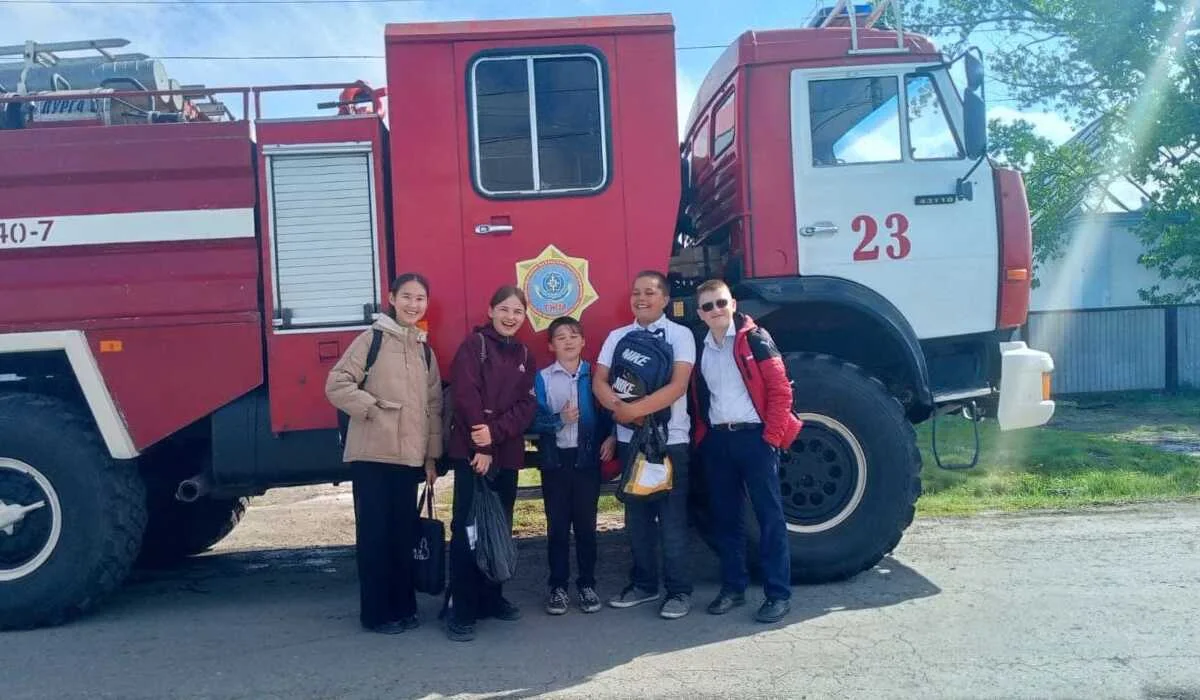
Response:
[175,472,213,503]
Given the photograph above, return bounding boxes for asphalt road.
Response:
[5,501,1200,699]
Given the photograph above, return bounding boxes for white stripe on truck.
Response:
[0,208,255,250]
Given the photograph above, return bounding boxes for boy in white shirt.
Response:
[593,271,696,619]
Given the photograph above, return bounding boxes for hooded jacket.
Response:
[446,324,537,471]
[325,314,443,467]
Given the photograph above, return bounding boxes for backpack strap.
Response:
[423,342,432,370]
[359,328,384,389]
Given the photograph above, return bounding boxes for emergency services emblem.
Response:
[515,244,598,332]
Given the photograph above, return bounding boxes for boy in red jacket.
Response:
[690,279,802,623]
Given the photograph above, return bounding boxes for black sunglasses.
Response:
[700,298,731,313]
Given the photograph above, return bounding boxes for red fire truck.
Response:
[0,1,1054,630]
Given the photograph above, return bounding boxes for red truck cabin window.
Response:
[712,90,735,157]
[468,49,610,197]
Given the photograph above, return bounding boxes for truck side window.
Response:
[808,76,901,166]
[470,52,608,197]
[712,91,735,156]
[906,74,964,160]
[691,117,710,173]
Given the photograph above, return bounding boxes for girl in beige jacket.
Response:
[325,273,441,635]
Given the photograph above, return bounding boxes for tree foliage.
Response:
[909,0,1199,301]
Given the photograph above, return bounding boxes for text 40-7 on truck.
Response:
[0,0,1054,630]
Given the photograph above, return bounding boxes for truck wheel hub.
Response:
[779,415,867,534]
[0,458,62,581]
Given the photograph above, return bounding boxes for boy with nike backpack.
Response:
[593,270,696,620]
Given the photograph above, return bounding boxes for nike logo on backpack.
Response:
[620,348,651,367]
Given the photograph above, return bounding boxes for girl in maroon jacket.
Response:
[444,285,536,642]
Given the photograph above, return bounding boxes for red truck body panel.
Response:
[0,121,263,449]
[386,14,679,370]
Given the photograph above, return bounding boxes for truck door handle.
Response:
[801,222,839,237]
[475,223,514,235]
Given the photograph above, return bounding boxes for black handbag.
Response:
[413,483,446,596]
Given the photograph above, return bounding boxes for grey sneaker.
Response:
[659,593,691,620]
[608,585,659,609]
[578,586,602,614]
[546,587,569,616]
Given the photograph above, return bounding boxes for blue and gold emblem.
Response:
[515,244,599,332]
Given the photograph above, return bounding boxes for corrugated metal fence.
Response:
[1025,304,1199,395]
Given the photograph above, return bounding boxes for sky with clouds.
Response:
[0,0,1079,142]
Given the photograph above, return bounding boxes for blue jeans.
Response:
[701,427,792,601]
[619,442,693,596]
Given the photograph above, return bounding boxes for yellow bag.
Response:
[618,423,673,502]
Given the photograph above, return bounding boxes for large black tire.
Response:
[691,353,921,585]
[138,495,248,565]
[774,353,921,583]
[0,393,147,630]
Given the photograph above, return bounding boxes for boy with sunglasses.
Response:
[690,279,802,623]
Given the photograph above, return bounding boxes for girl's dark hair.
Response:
[387,272,429,320]
[489,285,527,309]
[391,272,430,296]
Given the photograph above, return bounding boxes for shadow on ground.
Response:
[5,531,940,699]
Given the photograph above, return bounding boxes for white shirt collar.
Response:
[704,322,735,349]
[635,314,670,332]
[549,360,583,377]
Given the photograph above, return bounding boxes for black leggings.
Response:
[447,462,518,625]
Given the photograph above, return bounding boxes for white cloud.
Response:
[988,105,1077,145]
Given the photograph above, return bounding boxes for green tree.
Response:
[909,0,1199,301]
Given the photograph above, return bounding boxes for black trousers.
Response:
[351,461,423,628]
[448,462,518,625]
[540,449,601,590]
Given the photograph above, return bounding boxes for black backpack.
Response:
[608,327,675,428]
[337,329,432,447]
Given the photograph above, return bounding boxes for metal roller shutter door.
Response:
[268,153,378,327]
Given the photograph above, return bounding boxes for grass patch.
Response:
[916,416,1200,516]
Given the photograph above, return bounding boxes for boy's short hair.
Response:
[633,270,669,294]
[547,316,583,339]
[696,279,731,296]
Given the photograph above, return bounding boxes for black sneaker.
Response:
[399,614,420,631]
[546,587,569,615]
[366,621,407,635]
[445,618,476,642]
[578,586,602,614]
[755,598,791,624]
[706,590,747,616]
[608,585,659,609]
[489,596,522,622]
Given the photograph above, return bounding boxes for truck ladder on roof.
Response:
[815,0,911,56]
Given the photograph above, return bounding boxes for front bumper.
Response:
[997,341,1055,431]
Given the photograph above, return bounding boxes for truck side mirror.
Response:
[964,52,984,91]
[962,52,987,159]
[964,91,987,159]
